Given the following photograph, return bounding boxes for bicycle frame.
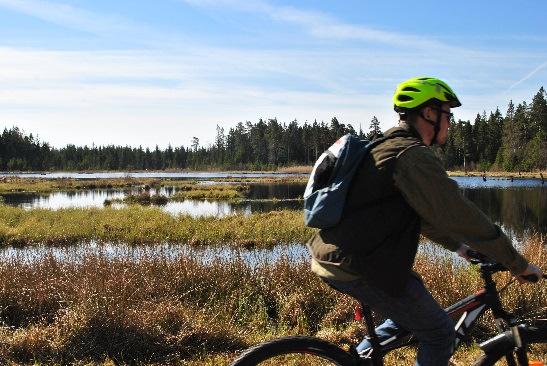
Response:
[230,261,544,366]
[449,264,510,348]
[361,262,517,364]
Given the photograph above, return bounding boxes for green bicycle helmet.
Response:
[393,77,461,111]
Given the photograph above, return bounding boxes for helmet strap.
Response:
[419,110,442,146]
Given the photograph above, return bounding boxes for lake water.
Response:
[0,175,544,264]
[1,183,306,215]
[0,241,309,267]
[1,177,544,236]
[0,239,481,267]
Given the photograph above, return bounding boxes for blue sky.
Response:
[0,0,546,148]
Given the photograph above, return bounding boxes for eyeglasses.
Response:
[433,108,454,119]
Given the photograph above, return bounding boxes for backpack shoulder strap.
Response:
[368,128,424,149]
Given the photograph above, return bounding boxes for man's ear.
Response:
[421,106,432,120]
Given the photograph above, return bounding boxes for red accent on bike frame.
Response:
[354,306,363,321]
[448,288,486,318]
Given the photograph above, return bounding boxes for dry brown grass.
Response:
[276,166,313,174]
[418,234,547,320]
[0,235,543,365]
[0,177,161,193]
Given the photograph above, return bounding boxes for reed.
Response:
[0,206,312,247]
[0,235,543,365]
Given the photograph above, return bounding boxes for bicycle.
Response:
[230,251,546,365]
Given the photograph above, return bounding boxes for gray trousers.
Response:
[323,276,456,366]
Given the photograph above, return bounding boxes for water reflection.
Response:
[248,183,304,200]
[451,176,544,189]
[163,200,250,217]
[461,187,545,239]
[0,241,309,267]
[1,179,545,237]
[0,240,512,266]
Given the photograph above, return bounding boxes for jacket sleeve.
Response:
[393,146,528,275]
[420,219,461,251]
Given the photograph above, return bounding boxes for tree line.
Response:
[1,87,545,172]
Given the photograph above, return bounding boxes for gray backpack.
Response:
[303,133,395,228]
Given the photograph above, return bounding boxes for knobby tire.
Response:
[230,336,360,366]
[473,322,547,366]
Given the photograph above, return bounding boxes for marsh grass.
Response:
[0,177,162,193]
[170,184,250,200]
[0,178,226,194]
[0,177,306,195]
[0,235,543,365]
[0,206,312,247]
[111,192,169,206]
[276,165,313,174]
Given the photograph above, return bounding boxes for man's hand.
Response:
[517,264,544,284]
[456,244,472,262]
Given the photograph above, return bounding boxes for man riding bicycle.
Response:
[307,77,544,366]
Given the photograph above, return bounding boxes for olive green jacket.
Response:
[308,124,528,291]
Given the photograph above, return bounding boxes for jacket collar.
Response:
[384,122,423,142]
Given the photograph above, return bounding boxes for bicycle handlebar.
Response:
[466,249,492,264]
[465,249,545,283]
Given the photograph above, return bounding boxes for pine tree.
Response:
[368,116,382,139]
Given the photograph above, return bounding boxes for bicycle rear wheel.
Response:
[473,320,547,366]
[229,336,361,366]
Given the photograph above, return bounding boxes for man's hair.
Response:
[398,100,443,124]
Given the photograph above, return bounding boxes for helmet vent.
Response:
[397,95,414,102]
[444,91,454,100]
[402,86,420,92]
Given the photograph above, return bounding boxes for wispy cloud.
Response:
[181,0,467,53]
[0,0,138,35]
[0,44,395,146]
[1,0,545,148]
[179,0,547,107]
[505,60,547,93]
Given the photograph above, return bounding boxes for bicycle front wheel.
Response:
[230,336,361,366]
[473,320,547,366]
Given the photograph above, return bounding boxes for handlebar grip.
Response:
[465,250,508,272]
[466,249,490,263]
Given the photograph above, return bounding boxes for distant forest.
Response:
[1,87,546,172]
